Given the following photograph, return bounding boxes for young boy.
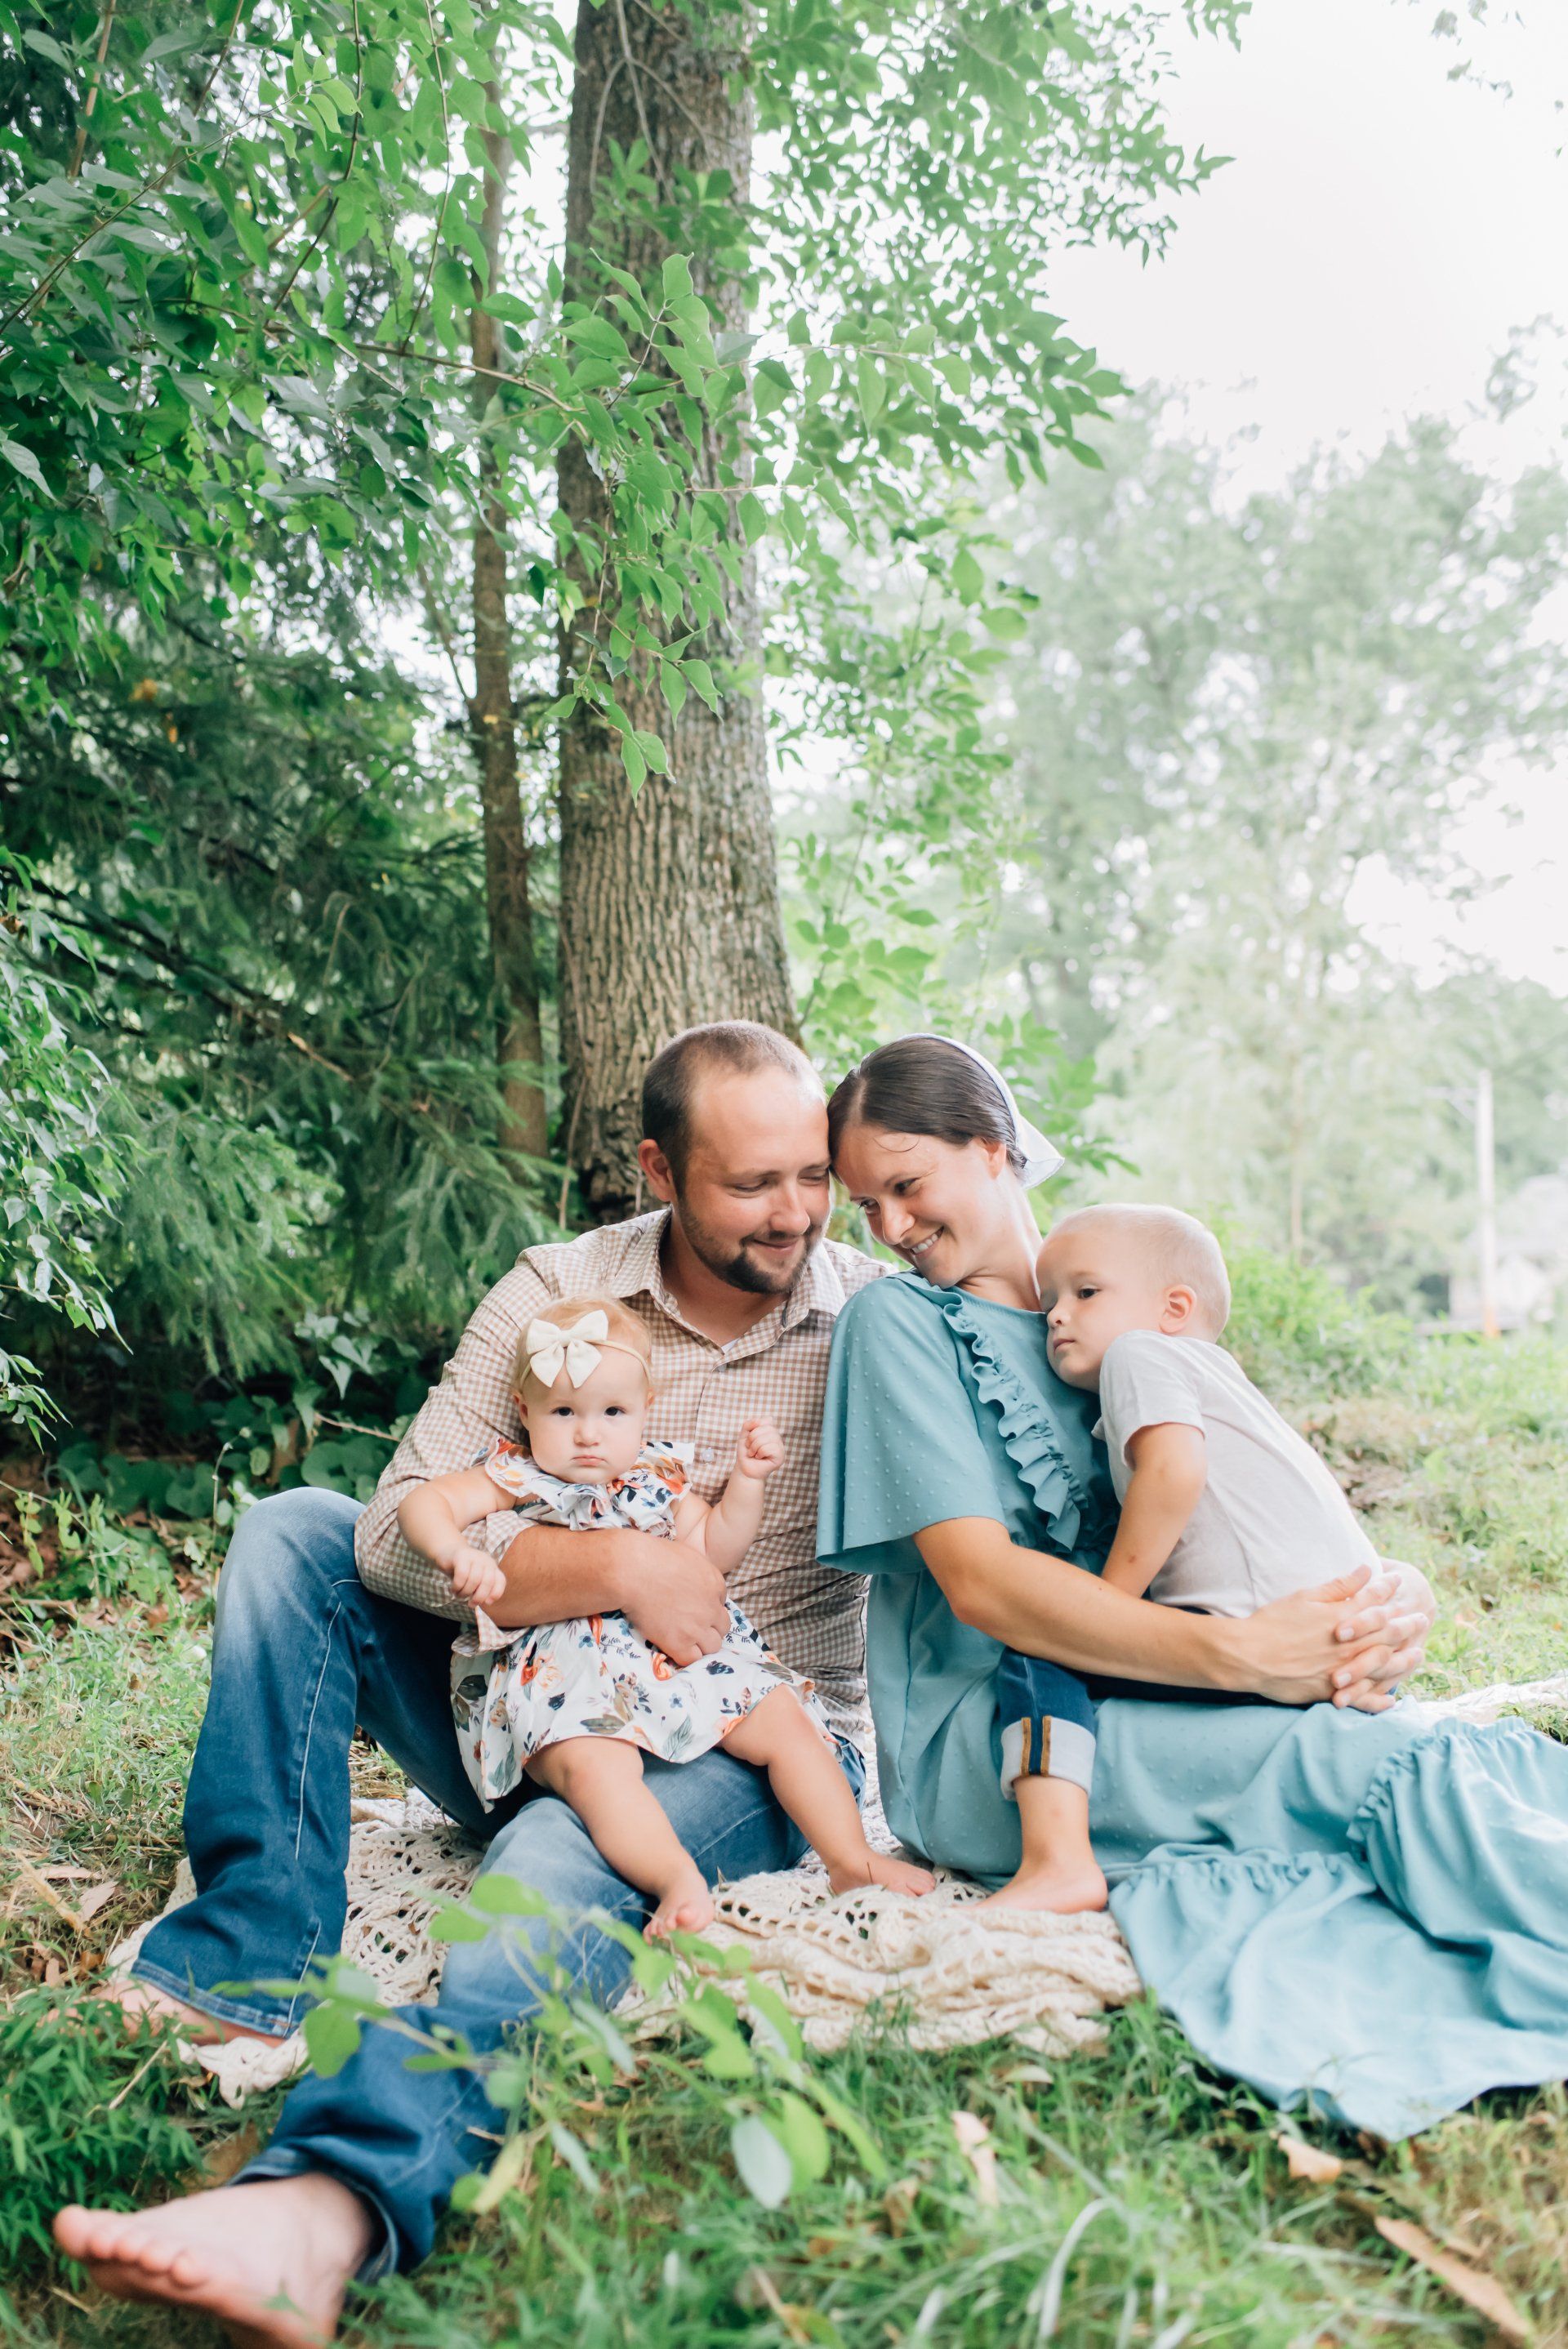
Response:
[984,1203,1380,1914]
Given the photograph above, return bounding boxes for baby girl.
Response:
[399,1295,932,1937]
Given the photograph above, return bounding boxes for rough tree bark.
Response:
[470,104,548,1164]
[557,0,796,1222]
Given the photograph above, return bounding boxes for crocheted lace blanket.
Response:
[111,1673,1568,2109]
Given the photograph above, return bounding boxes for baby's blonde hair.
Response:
[513,1295,653,1401]
[1046,1206,1232,1336]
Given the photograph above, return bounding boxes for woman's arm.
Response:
[916,1518,1428,1707]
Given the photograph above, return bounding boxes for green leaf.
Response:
[301,2001,363,2078]
[731,2115,794,2208]
[952,546,984,605]
[564,314,632,366]
[621,734,647,792]
[737,491,768,544]
[680,657,719,713]
[660,663,688,720]
[752,358,792,418]
[0,439,50,499]
[662,252,694,303]
[773,2093,832,2182]
[856,353,886,428]
[430,1901,491,1943]
[982,605,1028,640]
[469,1872,550,1917]
[935,353,972,397]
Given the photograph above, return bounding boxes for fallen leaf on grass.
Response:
[1278,2133,1345,2183]
[74,1881,121,1926]
[1374,2215,1531,2343]
[199,2124,261,2186]
[951,2109,999,2207]
[882,2175,920,2236]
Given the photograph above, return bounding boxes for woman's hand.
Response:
[1220,1566,1432,1709]
[1327,1557,1436,1710]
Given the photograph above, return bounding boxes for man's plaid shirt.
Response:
[354,1211,886,1738]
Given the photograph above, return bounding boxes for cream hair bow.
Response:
[523,1310,611,1389]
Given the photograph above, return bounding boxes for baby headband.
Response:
[903,1033,1065,1189]
[523,1311,648,1389]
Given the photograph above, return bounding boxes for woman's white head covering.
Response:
[905,1033,1064,1188]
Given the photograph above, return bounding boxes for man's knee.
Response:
[214,1487,363,1642]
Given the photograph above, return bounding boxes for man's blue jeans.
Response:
[133,1489,862,2271]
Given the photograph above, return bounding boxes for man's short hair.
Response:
[1049,1204,1232,1335]
[642,1023,822,1177]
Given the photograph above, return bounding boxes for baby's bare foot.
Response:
[53,2173,372,2346]
[826,1850,936,1897]
[89,1977,277,2044]
[976,1860,1108,1915]
[645,1865,715,1941]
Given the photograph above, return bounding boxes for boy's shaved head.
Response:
[1047,1205,1232,1336]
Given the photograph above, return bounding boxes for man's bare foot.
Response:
[645,1861,715,1940]
[826,1850,937,1897]
[54,2174,372,2347]
[89,1977,278,2045]
[977,1859,1108,1914]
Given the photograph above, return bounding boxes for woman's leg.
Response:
[528,1738,712,1937]
[722,1690,934,1896]
[982,1648,1107,1913]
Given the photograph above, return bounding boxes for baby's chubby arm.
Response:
[398,1464,514,1607]
[671,1418,785,1576]
[1098,1422,1208,1598]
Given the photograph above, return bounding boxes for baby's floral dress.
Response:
[450,1437,826,1807]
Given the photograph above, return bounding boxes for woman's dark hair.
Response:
[827,1038,1025,1173]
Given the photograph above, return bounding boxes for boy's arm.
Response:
[1099,1423,1209,1597]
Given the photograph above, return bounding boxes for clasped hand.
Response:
[1236,1560,1435,1709]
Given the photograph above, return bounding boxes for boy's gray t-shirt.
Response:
[1094,1330,1379,1617]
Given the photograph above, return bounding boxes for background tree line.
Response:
[2,0,1564,1458]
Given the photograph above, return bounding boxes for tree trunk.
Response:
[470,105,548,1164]
[556,0,795,1222]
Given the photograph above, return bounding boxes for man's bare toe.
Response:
[52,2177,369,2347]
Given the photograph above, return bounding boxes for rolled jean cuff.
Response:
[1000,1714,1096,1800]
[235,2151,402,2285]
[128,1955,297,2040]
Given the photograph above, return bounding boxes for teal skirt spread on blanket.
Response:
[1094,1700,1568,2139]
[818,1275,1568,2140]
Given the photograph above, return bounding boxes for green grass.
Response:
[5,1299,1568,2346]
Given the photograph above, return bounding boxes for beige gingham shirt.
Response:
[354,1211,886,1738]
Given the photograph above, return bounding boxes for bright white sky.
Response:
[1048,0,1568,996]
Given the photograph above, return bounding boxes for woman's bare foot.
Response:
[645,1862,715,1940]
[977,1859,1108,1914]
[53,2173,372,2346]
[826,1850,937,1897]
[89,1977,278,2045]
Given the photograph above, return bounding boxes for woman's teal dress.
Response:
[820,1274,1568,2140]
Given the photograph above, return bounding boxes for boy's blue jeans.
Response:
[131,1489,862,2272]
[996,1648,1098,1799]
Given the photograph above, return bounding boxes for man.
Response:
[57,1023,882,2342]
[56,1021,1425,2343]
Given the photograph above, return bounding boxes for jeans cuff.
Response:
[236,2151,402,2284]
[129,1956,296,2040]
[1000,1715,1096,1799]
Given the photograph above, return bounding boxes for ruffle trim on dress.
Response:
[922,1285,1113,1562]
[1344,1714,1540,1864]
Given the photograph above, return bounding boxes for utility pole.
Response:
[1475,1066,1499,1339]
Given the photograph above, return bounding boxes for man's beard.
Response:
[677,1202,825,1295]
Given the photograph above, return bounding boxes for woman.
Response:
[821,1033,1568,2137]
